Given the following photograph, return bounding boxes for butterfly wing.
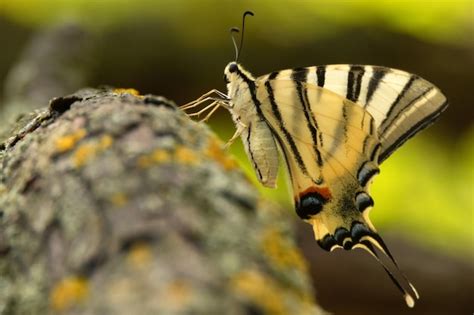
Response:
[274,65,448,163]
[255,69,419,306]
[255,73,380,239]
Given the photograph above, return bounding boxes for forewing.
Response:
[256,74,379,227]
[270,65,448,163]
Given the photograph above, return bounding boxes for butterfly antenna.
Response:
[237,10,254,61]
[230,27,240,61]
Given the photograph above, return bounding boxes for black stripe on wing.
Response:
[378,74,417,132]
[378,99,448,162]
[316,65,326,87]
[257,79,380,192]
[292,68,324,166]
[365,67,388,106]
[265,73,309,176]
[380,86,434,134]
[346,65,365,102]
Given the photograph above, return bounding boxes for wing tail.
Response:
[315,219,419,307]
[353,226,419,307]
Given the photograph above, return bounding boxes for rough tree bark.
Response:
[0,88,327,315]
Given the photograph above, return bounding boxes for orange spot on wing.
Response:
[298,186,332,200]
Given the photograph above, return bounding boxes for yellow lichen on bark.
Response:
[175,146,200,165]
[205,138,238,170]
[99,134,113,150]
[113,88,142,97]
[231,270,289,315]
[136,149,171,168]
[137,155,153,168]
[164,280,193,306]
[110,192,128,207]
[73,134,114,167]
[135,138,239,170]
[231,269,316,315]
[50,276,89,312]
[152,149,171,163]
[55,128,87,152]
[261,228,308,273]
[126,243,153,269]
[73,143,97,167]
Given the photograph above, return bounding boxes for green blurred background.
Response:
[0,0,472,314]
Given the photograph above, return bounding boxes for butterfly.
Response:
[182,11,448,307]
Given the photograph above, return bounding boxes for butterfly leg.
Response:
[181,89,229,110]
[188,101,218,117]
[200,103,222,122]
[224,122,247,149]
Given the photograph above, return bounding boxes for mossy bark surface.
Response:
[0,89,326,315]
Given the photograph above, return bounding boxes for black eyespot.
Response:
[223,74,230,84]
[350,221,372,241]
[318,234,337,252]
[295,192,326,219]
[355,192,374,212]
[228,62,238,73]
[334,227,350,245]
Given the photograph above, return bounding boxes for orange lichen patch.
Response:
[231,270,288,315]
[55,128,86,152]
[99,134,113,150]
[175,146,200,165]
[137,145,215,168]
[113,88,141,97]
[152,149,171,163]
[261,228,307,272]
[205,138,238,170]
[50,276,89,311]
[72,134,114,167]
[165,280,192,305]
[110,192,128,207]
[126,242,153,268]
[136,149,171,168]
[137,155,153,168]
[231,270,316,315]
[73,143,97,167]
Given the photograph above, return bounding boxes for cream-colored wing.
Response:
[268,65,448,163]
[255,74,418,307]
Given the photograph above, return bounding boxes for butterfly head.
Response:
[223,62,255,100]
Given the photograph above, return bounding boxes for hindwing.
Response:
[254,68,420,306]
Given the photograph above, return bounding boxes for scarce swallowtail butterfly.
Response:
[182,11,448,307]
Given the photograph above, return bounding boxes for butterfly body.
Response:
[219,61,448,306]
